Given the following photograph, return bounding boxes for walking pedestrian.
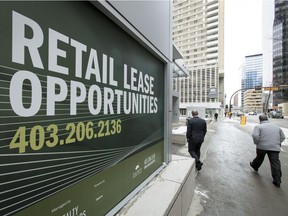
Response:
[250,114,285,188]
[186,110,207,171]
[214,112,218,121]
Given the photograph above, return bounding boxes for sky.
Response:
[224,0,264,103]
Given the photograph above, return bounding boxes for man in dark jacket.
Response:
[250,114,285,188]
[186,110,207,171]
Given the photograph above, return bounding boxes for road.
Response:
[172,116,288,216]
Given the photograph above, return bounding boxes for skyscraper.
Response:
[241,54,263,106]
[172,0,224,115]
[273,0,288,106]
[262,0,274,87]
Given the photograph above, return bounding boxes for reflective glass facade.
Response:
[273,0,288,106]
[241,54,263,106]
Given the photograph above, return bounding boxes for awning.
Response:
[173,45,189,78]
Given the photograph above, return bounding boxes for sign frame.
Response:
[0,2,172,215]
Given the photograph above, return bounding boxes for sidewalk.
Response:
[184,118,288,216]
[118,117,288,216]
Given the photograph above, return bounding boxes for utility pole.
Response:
[229,85,282,115]
[264,86,272,115]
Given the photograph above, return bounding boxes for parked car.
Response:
[248,112,257,115]
[269,111,284,119]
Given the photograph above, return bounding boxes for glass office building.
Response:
[241,54,263,106]
[273,0,288,106]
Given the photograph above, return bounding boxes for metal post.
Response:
[229,88,254,113]
[264,88,272,116]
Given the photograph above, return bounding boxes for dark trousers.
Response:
[188,141,203,165]
[251,149,282,183]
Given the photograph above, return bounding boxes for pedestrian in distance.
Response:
[228,112,232,119]
[186,110,207,171]
[250,114,285,188]
[214,112,218,121]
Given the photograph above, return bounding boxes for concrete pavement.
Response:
[117,116,287,216]
[173,117,288,216]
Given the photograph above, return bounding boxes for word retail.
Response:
[9,11,158,117]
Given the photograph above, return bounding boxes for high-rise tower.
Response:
[241,54,263,107]
[273,0,288,106]
[172,0,224,115]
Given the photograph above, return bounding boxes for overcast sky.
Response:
[224,0,264,103]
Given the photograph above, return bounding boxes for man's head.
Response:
[259,114,268,122]
[192,110,199,117]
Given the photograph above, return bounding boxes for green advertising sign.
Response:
[0,2,164,216]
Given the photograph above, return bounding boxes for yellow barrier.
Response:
[240,116,246,125]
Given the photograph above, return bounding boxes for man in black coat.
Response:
[186,110,207,171]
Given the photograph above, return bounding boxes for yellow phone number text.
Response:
[10,119,122,153]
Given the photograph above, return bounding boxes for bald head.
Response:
[192,110,199,117]
[259,114,268,122]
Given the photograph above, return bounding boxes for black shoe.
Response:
[197,162,203,171]
[250,162,258,172]
[272,181,280,188]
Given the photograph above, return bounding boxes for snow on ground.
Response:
[175,117,288,146]
[172,126,186,134]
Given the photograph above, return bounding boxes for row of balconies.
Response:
[173,11,218,27]
[173,2,219,22]
[172,22,219,39]
[173,16,218,30]
[207,45,218,52]
[207,34,218,42]
[172,21,205,32]
[207,16,219,25]
[175,42,207,51]
[207,22,218,30]
[244,96,262,99]
[207,10,218,18]
[173,30,207,40]
[173,39,207,50]
[207,39,218,46]
[206,0,218,6]
[244,101,262,104]
[207,58,218,63]
[244,98,262,101]
[207,3,219,12]
[244,93,262,96]
[244,100,262,104]
[207,52,218,58]
[173,36,207,46]
[207,28,218,35]
[244,99,262,103]
[173,5,205,20]
[207,59,218,65]
[172,25,206,37]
